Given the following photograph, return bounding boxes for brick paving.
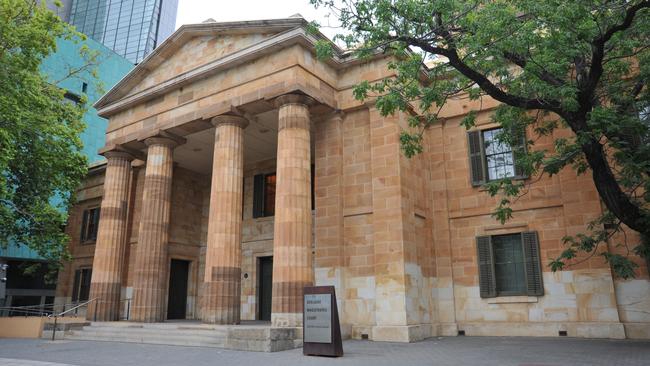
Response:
[1,337,650,366]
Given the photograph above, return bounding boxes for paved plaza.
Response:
[0,337,649,366]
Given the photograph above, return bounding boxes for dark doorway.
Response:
[167,259,190,320]
[258,256,273,321]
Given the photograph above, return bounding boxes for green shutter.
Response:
[311,164,315,210]
[80,268,92,302]
[90,208,100,240]
[522,231,544,296]
[467,131,486,186]
[71,269,82,302]
[80,210,89,241]
[476,235,497,298]
[252,174,265,218]
[512,127,528,179]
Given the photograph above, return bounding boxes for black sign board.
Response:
[303,286,343,357]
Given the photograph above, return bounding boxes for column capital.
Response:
[140,130,186,148]
[99,144,141,161]
[210,114,249,129]
[274,93,316,108]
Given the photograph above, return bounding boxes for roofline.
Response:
[94,17,430,117]
[95,17,343,111]
[95,26,362,117]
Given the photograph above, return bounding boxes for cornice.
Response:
[95,24,366,117]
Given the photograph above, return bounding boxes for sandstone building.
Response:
[55,17,650,342]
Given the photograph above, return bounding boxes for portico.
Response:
[90,90,321,327]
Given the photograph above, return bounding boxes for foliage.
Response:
[0,0,92,266]
[311,0,650,278]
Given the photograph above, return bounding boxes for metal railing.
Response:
[0,298,133,340]
[47,298,96,341]
[0,303,56,317]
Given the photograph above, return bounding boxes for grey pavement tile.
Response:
[0,337,649,366]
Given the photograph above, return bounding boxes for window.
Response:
[483,129,515,180]
[467,127,526,186]
[476,231,544,298]
[252,167,315,218]
[63,91,82,105]
[71,268,92,302]
[263,174,276,217]
[493,234,527,295]
[80,207,100,242]
[253,173,276,218]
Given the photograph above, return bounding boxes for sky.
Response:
[175,0,340,39]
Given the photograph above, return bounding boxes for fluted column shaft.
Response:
[87,151,134,321]
[271,94,315,327]
[131,137,179,322]
[202,115,248,324]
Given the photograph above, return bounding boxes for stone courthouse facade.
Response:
[55,17,650,341]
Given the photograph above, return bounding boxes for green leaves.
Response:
[0,0,90,266]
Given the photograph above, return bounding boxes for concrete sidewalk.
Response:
[0,337,649,366]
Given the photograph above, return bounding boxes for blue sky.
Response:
[176,0,339,38]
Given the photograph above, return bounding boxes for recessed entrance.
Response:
[167,259,190,320]
[258,256,273,321]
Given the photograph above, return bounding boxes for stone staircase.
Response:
[64,321,302,352]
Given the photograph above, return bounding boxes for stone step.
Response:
[88,322,228,331]
[62,323,302,352]
[78,326,228,337]
[68,328,228,347]
[72,329,226,342]
[66,334,225,348]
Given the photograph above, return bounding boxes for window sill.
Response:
[80,240,96,246]
[487,296,538,304]
[474,176,529,191]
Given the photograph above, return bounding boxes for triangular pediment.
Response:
[96,17,343,113]
[128,32,277,95]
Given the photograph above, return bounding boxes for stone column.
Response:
[202,115,248,324]
[87,149,134,321]
[271,94,315,327]
[131,134,184,322]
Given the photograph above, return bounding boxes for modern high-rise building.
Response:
[67,0,179,64]
[0,35,133,312]
[46,0,73,22]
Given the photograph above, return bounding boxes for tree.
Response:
[311,0,650,278]
[0,0,90,266]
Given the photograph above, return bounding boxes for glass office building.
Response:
[68,0,178,64]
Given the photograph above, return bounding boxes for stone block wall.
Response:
[56,169,105,310]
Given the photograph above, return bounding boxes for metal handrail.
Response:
[0,301,92,317]
[47,298,97,341]
[48,298,96,319]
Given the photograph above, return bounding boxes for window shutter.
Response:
[476,235,497,298]
[252,174,265,218]
[512,127,528,179]
[80,268,92,302]
[522,231,544,296]
[467,131,486,186]
[71,269,82,302]
[80,210,89,241]
[91,208,100,240]
[311,164,315,210]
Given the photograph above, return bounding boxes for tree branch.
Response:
[397,36,565,115]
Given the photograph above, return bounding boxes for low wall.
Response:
[0,317,46,338]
